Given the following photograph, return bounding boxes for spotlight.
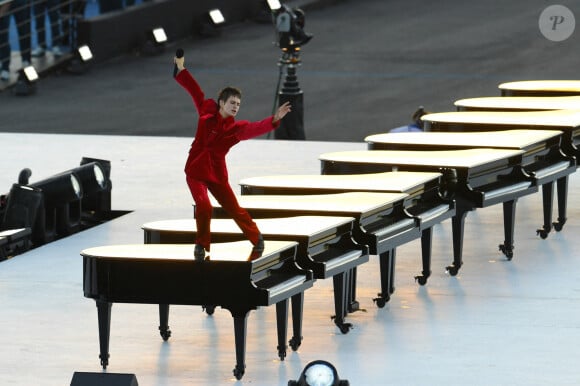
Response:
[199,8,226,37]
[66,45,94,74]
[13,65,39,96]
[0,184,42,247]
[288,360,349,386]
[267,0,282,11]
[141,27,167,56]
[274,5,313,51]
[76,158,112,215]
[30,171,83,240]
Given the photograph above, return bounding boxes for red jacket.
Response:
[176,69,280,183]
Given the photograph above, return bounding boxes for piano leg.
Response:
[158,304,171,341]
[553,176,568,232]
[415,228,432,285]
[289,293,303,351]
[499,200,516,260]
[347,267,360,313]
[332,272,352,334]
[228,307,250,380]
[448,206,468,276]
[276,300,289,359]
[95,300,112,369]
[536,182,554,239]
[373,250,393,308]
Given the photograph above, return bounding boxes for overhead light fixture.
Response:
[13,64,39,96]
[66,45,94,74]
[288,360,349,386]
[200,8,226,37]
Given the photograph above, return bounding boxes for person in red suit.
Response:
[174,54,291,261]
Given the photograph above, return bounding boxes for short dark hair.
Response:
[218,87,242,103]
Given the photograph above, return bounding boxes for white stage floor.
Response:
[0,133,579,386]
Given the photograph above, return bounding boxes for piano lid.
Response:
[365,130,561,152]
[499,80,580,95]
[210,192,408,217]
[81,241,297,263]
[239,171,441,195]
[319,148,525,170]
[143,216,354,240]
[422,109,580,129]
[454,96,580,111]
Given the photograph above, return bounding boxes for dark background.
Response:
[1,0,579,142]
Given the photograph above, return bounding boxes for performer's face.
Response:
[219,96,241,118]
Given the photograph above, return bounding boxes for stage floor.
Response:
[1,133,579,385]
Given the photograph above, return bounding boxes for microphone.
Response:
[173,48,184,78]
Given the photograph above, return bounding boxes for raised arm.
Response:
[236,102,292,140]
[174,55,206,113]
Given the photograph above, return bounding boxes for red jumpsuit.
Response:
[175,69,280,250]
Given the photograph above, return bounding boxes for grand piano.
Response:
[81,241,313,380]
[319,148,537,274]
[237,174,455,288]
[142,216,368,334]
[421,110,580,234]
[365,130,576,238]
[498,80,580,96]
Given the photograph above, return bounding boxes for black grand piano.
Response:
[237,174,455,289]
[319,148,537,274]
[365,129,576,238]
[421,111,580,234]
[142,216,368,334]
[81,241,313,380]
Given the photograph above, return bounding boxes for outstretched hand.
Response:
[273,101,292,123]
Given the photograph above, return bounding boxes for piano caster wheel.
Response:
[415,275,428,286]
[373,293,390,308]
[289,336,302,351]
[553,219,566,232]
[499,244,514,260]
[203,305,216,315]
[159,328,171,341]
[446,265,460,276]
[536,229,549,239]
[277,345,287,361]
[233,365,245,380]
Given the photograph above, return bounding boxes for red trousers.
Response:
[187,176,261,250]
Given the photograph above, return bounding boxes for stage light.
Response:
[199,8,226,37]
[141,27,168,55]
[209,9,225,25]
[0,184,43,247]
[152,27,168,44]
[288,360,349,386]
[66,45,94,74]
[267,0,282,11]
[13,65,39,96]
[75,158,112,214]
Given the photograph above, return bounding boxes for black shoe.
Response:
[194,244,205,261]
[249,235,264,261]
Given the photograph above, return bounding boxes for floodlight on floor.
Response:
[200,8,226,37]
[0,183,43,247]
[13,64,39,96]
[75,158,112,214]
[288,360,349,386]
[66,45,94,74]
[30,171,83,240]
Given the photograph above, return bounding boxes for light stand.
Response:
[275,46,305,140]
